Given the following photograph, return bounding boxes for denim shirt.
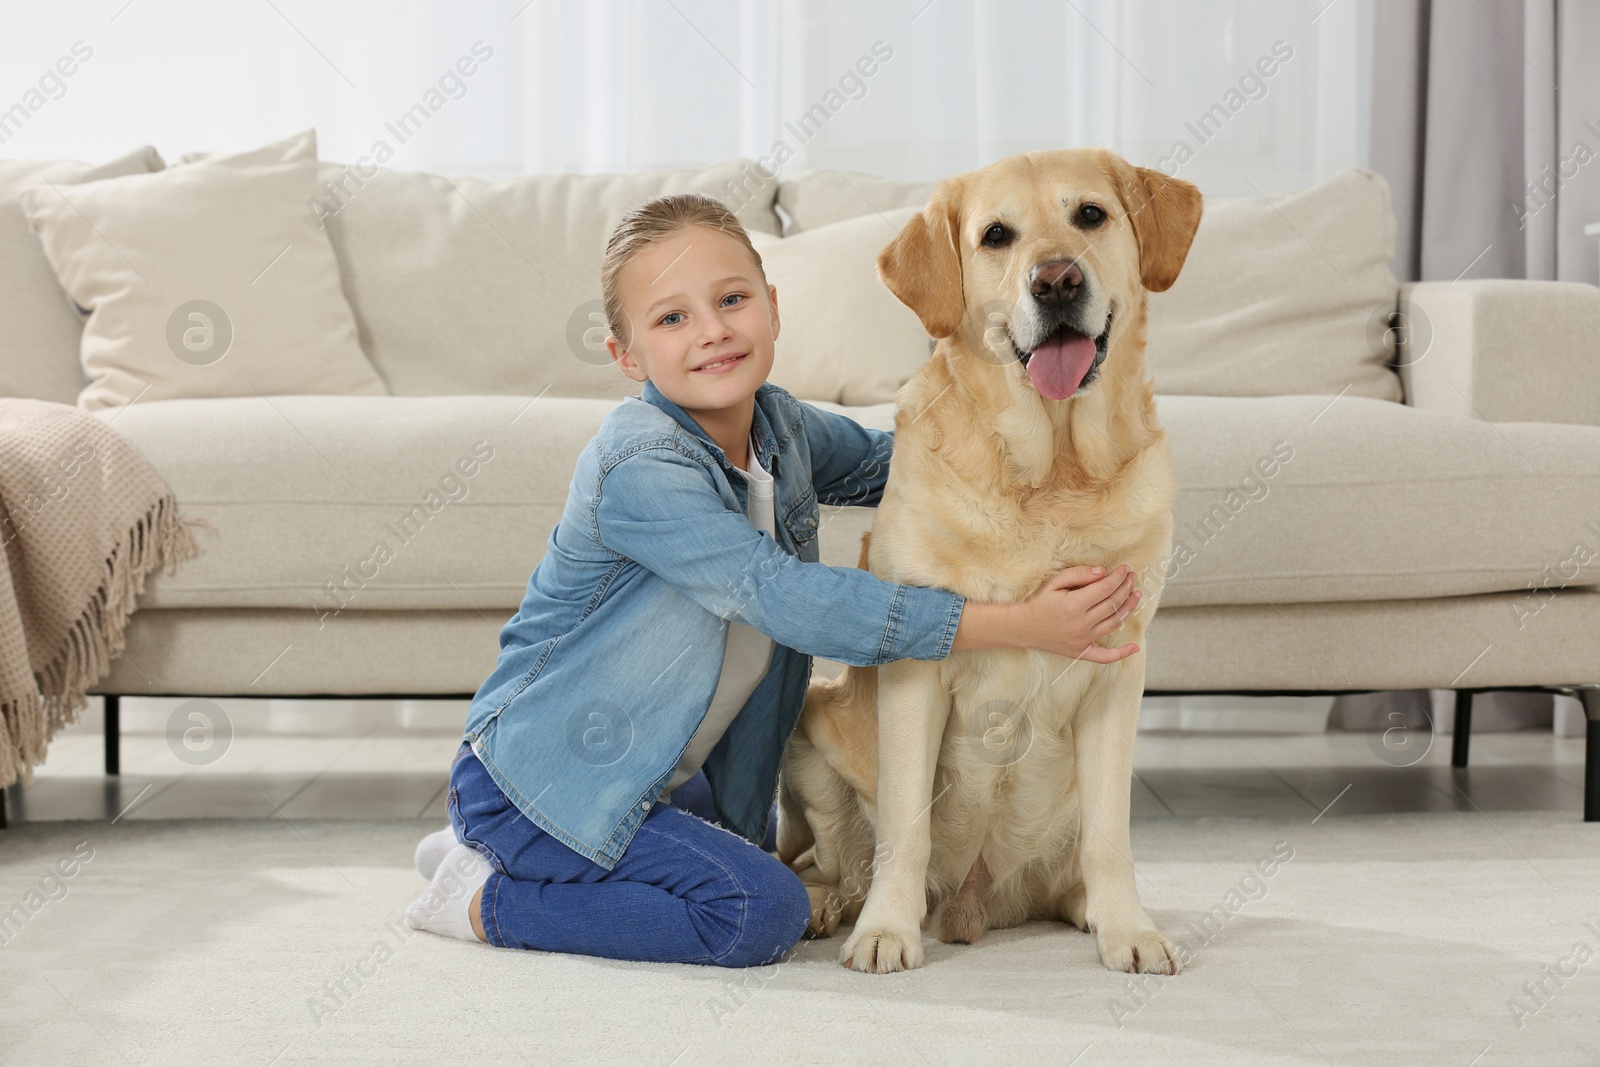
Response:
[463,377,967,870]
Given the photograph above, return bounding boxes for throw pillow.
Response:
[313,158,782,400]
[0,146,164,404]
[774,165,1404,401]
[19,129,386,410]
[776,169,935,236]
[1143,168,1403,402]
[749,208,931,405]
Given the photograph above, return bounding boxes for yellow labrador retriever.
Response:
[777,148,1202,975]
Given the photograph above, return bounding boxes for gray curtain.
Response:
[1370,0,1600,284]
[1337,1,1598,736]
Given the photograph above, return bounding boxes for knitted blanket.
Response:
[0,398,211,788]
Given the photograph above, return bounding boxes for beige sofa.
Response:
[4,138,1598,823]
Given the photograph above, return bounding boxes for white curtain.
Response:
[2,0,1368,195]
[4,0,1386,734]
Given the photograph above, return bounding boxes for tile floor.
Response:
[2,694,1589,827]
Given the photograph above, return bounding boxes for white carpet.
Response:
[2,811,1597,1066]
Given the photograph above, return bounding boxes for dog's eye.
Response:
[1077,203,1106,227]
[981,222,1011,248]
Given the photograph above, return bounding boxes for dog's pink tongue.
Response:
[1026,333,1097,400]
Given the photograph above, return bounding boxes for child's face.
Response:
[605,225,780,417]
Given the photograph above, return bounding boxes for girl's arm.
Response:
[592,435,1143,666]
[592,443,961,666]
[800,402,893,508]
[954,566,1144,663]
[949,600,1017,651]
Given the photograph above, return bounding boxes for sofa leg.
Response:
[1581,688,1600,824]
[0,788,6,830]
[1451,690,1474,768]
[105,694,120,776]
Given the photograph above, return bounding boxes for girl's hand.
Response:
[1016,563,1143,663]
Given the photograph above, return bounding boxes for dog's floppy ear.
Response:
[1107,155,1203,293]
[877,180,965,339]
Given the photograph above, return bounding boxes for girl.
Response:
[402,192,1144,967]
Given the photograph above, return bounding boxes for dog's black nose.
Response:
[1029,259,1083,304]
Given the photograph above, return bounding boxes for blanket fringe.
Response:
[0,498,214,790]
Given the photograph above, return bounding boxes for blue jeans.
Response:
[447,741,810,967]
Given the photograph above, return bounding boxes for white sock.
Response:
[414,825,458,880]
[403,843,493,943]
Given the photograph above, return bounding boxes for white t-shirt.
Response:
[663,431,776,798]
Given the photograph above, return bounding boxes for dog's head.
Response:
[877,149,1202,401]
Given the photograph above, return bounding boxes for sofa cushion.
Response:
[19,129,386,410]
[1145,169,1403,403]
[749,207,930,405]
[1149,393,1600,606]
[90,394,613,614]
[777,168,935,236]
[808,394,1600,608]
[315,159,782,401]
[0,145,163,404]
[95,391,1600,615]
[775,166,1404,403]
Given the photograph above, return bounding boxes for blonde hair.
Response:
[601,193,767,348]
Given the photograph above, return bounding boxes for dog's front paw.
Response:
[1096,927,1181,975]
[840,924,924,973]
[802,883,847,939]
